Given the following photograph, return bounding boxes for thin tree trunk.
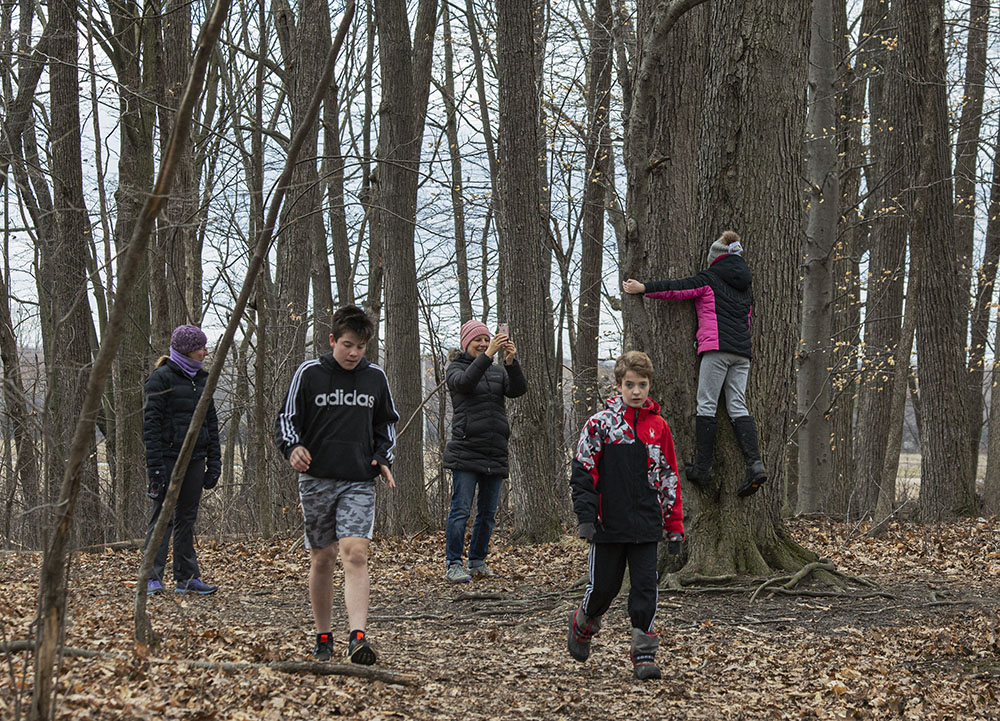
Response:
[852,2,908,520]
[910,0,974,519]
[442,5,473,325]
[496,0,563,542]
[796,0,838,513]
[573,0,613,431]
[974,124,1000,515]
[30,0,236,713]
[373,0,437,533]
[958,0,992,494]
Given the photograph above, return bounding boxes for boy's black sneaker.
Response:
[313,632,333,661]
[346,630,377,665]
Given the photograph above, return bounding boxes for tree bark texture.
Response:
[373,0,437,534]
[956,0,991,492]
[573,0,613,431]
[684,0,813,577]
[154,0,200,330]
[852,2,908,520]
[622,0,708,492]
[109,0,157,540]
[44,0,101,548]
[796,0,838,513]
[906,0,974,519]
[497,0,562,543]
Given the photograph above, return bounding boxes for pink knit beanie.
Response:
[460,320,491,353]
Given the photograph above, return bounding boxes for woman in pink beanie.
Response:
[442,319,527,582]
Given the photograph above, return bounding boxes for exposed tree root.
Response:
[0,640,417,685]
[661,573,738,590]
[749,561,881,602]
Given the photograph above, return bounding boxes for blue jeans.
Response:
[445,470,502,566]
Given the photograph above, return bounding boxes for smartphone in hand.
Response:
[497,323,510,339]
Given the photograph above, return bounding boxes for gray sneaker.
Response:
[445,563,472,583]
[469,563,497,579]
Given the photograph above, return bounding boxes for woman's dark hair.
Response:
[331,304,375,342]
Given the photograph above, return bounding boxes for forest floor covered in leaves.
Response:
[2,517,1000,720]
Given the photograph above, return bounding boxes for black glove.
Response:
[578,522,596,540]
[666,532,683,555]
[203,471,220,490]
[147,468,165,499]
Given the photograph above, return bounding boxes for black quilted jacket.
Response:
[143,360,221,477]
[443,352,527,477]
[643,254,753,358]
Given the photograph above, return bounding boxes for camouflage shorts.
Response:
[298,475,376,549]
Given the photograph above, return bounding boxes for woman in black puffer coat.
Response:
[142,324,221,596]
[442,320,527,582]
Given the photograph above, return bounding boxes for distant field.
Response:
[895,453,988,500]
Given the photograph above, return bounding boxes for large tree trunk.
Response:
[497,0,562,542]
[573,0,613,431]
[909,0,974,519]
[683,0,813,576]
[796,0,838,513]
[373,0,437,534]
[621,0,708,510]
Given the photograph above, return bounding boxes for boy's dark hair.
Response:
[331,305,374,342]
[614,350,654,384]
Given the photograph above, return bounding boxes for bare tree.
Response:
[956,0,991,491]
[373,0,437,533]
[572,0,613,430]
[682,0,813,577]
[796,0,838,513]
[497,0,563,542]
[909,0,974,520]
[852,0,908,520]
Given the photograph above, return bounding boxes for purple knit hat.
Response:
[170,325,207,355]
[460,320,491,353]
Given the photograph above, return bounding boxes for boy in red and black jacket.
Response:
[567,350,683,680]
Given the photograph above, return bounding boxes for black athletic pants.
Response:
[145,457,205,583]
[580,541,659,632]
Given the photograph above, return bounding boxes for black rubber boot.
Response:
[630,628,661,680]
[733,415,767,497]
[684,416,718,490]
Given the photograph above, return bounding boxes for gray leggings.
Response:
[696,351,750,417]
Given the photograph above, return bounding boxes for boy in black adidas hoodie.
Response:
[275,305,399,665]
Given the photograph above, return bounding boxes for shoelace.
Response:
[574,617,595,642]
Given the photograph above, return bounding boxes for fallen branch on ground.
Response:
[0,640,417,685]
